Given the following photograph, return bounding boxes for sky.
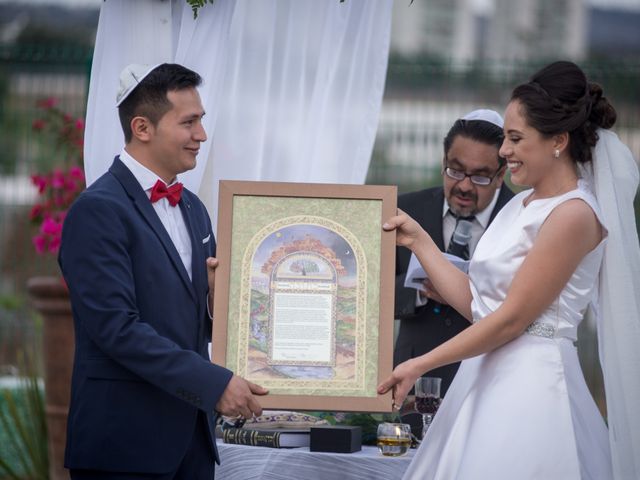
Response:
[1,0,640,9]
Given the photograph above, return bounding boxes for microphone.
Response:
[452,219,473,247]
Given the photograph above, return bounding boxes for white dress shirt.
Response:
[441,187,501,256]
[120,149,193,280]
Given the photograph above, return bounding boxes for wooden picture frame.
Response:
[212,180,397,412]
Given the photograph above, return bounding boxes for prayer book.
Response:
[222,428,310,448]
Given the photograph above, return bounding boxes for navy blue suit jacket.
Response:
[59,157,233,473]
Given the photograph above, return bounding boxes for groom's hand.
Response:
[206,257,218,319]
[216,375,269,419]
[206,257,218,293]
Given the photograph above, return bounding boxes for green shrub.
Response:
[0,358,48,480]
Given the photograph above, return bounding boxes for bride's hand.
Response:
[377,358,422,408]
[383,209,427,250]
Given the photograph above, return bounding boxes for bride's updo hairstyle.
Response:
[510,61,617,164]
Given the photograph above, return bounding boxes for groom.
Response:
[59,63,267,479]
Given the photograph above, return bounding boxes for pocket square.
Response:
[202,234,211,244]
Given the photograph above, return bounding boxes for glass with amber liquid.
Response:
[376,423,411,457]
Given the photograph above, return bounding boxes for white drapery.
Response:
[84,0,236,192]
[84,0,393,223]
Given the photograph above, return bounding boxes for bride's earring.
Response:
[554,149,560,159]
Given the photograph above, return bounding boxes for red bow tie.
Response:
[150,180,183,207]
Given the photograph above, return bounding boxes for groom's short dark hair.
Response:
[118,63,202,143]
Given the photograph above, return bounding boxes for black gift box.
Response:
[309,425,362,453]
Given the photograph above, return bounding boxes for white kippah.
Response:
[116,63,160,107]
[461,109,504,129]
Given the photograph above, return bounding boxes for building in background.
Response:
[589,5,640,59]
[487,0,587,63]
[391,0,479,63]
[392,0,588,64]
[382,0,639,187]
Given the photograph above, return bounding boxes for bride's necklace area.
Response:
[525,178,579,206]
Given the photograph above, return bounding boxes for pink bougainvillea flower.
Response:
[41,217,62,236]
[53,194,65,207]
[30,204,43,220]
[51,169,65,188]
[32,119,46,131]
[48,236,61,253]
[37,97,59,109]
[69,166,84,179]
[30,99,85,256]
[32,234,47,254]
[63,178,79,193]
[31,174,48,193]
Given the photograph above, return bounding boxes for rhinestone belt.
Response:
[525,321,556,339]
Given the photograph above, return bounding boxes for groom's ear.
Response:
[130,116,153,143]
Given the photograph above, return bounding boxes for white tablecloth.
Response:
[215,440,415,480]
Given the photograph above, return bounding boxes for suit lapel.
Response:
[109,158,196,302]
[179,194,205,295]
[424,189,446,251]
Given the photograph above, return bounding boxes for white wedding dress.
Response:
[403,181,613,480]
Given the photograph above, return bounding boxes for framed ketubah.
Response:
[212,180,397,412]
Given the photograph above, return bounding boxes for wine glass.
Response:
[376,422,411,457]
[414,376,442,439]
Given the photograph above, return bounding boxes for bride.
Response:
[379,61,639,479]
